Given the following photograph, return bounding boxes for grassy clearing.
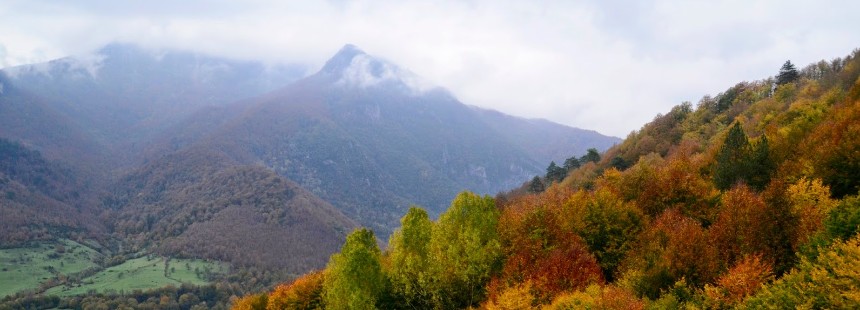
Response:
[0,239,102,297]
[45,256,227,296]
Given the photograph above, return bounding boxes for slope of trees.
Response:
[242,49,860,309]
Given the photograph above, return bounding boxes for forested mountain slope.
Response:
[241,49,860,309]
[106,146,357,273]
[0,139,104,246]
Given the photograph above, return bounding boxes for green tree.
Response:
[776,60,799,85]
[428,192,502,309]
[742,235,860,309]
[563,156,581,171]
[579,190,644,280]
[581,148,601,164]
[747,136,775,191]
[714,123,751,190]
[609,156,630,171]
[713,123,775,191]
[528,176,545,193]
[323,228,385,310]
[387,207,434,308]
[545,161,567,184]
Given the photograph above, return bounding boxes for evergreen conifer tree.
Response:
[776,60,799,85]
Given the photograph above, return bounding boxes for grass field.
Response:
[0,239,102,297]
[45,256,227,296]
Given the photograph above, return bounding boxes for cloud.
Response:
[0,0,858,136]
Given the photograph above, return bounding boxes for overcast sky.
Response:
[1,0,858,137]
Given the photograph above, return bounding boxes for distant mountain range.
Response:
[0,43,619,276]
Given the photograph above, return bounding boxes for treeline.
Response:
[239,48,860,309]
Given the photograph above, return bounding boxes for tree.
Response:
[494,207,603,304]
[545,161,567,184]
[776,60,799,85]
[714,123,751,190]
[581,148,601,164]
[267,271,325,310]
[323,228,385,310]
[578,189,644,281]
[746,135,775,191]
[563,156,581,171]
[713,123,774,191]
[609,156,630,171]
[743,235,860,309]
[428,192,502,309]
[527,176,545,193]
[387,207,434,308]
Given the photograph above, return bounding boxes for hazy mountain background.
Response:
[0,43,619,300]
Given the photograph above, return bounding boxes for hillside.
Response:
[0,139,104,245]
[107,147,357,272]
[242,49,860,309]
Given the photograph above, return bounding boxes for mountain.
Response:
[470,106,621,165]
[149,44,620,235]
[0,72,107,179]
[1,43,307,168]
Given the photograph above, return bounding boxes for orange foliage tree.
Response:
[493,205,603,305]
[266,271,325,310]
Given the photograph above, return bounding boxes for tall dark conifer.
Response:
[776,60,799,85]
[714,123,751,190]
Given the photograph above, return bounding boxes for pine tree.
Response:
[528,176,545,193]
[581,148,601,164]
[714,123,751,190]
[563,156,581,171]
[747,136,775,191]
[776,60,799,85]
[545,161,567,183]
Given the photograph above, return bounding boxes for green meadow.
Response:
[0,239,101,297]
[0,239,226,298]
[45,256,227,296]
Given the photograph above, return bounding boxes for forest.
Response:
[235,49,860,309]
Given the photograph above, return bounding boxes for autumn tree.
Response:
[428,192,502,309]
[743,236,860,309]
[578,189,644,281]
[323,228,385,310]
[704,255,773,308]
[493,207,603,305]
[267,271,325,310]
[387,207,433,308]
[776,60,799,85]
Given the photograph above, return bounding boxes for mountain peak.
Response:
[321,44,367,73]
[317,44,438,94]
